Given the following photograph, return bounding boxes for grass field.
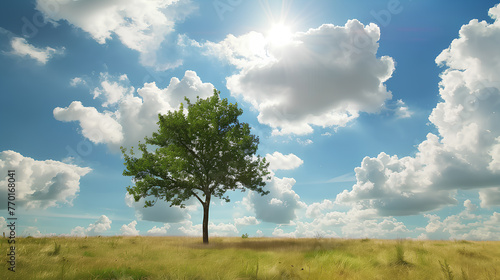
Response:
[1,236,499,279]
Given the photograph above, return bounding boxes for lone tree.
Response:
[121,89,270,244]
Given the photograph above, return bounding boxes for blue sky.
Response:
[1,0,500,240]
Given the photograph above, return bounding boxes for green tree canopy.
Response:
[121,89,270,243]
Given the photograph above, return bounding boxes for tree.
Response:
[121,89,270,244]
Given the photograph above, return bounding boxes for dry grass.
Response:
[1,236,499,279]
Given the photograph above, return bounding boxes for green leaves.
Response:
[121,89,270,209]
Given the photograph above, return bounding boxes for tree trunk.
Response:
[202,202,209,244]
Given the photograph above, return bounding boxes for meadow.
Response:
[1,236,499,279]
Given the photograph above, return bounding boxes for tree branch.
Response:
[178,138,200,160]
[191,191,204,205]
[178,138,212,188]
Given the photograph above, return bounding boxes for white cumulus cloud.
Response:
[22,226,45,238]
[0,150,91,209]
[196,19,395,135]
[147,224,170,236]
[53,101,124,145]
[306,199,335,219]
[10,37,64,64]
[54,70,214,151]
[125,193,196,223]
[92,73,135,108]
[336,4,500,215]
[394,99,413,119]
[265,152,303,171]
[234,216,260,226]
[274,204,408,239]
[244,176,306,224]
[479,187,500,208]
[70,215,112,236]
[177,221,238,237]
[35,0,196,68]
[419,200,500,240]
[120,220,140,236]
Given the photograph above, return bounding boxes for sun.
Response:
[267,23,293,47]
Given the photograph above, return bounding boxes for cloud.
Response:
[120,221,140,236]
[297,139,313,146]
[9,37,64,64]
[210,223,239,236]
[147,224,170,236]
[336,150,458,216]
[0,150,91,209]
[35,0,196,68]
[86,215,113,235]
[125,193,195,223]
[53,101,124,145]
[479,187,500,208]
[177,221,200,236]
[178,220,238,237]
[244,176,306,224]
[265,152,303,171]
[70,77,86,87]
[54,70,214,151]
[274,203,408,239]
[70,215,112,236]
[336,4,500,215]
[21,226,47,237]
[0,217,8,235]
[234,216,260,226]
[340,216,409,239]
[92,73,135,108]
[272,227,299,238]
[306,199,335,219]
[464,199,477,212]
[196,20,394,135]
[419,200,500,240]
[394,99,413,119]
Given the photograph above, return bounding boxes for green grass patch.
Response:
[47,242,61,256]
[90,267,150,280]
[2,237,500,279]
[83,251,95,257]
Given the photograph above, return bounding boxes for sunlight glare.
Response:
[268,23,293,47]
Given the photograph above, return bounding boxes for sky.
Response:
[1,0,500,240]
